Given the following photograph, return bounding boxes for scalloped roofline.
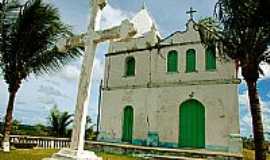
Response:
[159,19,196,43]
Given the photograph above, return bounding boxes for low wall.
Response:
[9,135,70,149]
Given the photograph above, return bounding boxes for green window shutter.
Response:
[186,49,196,72]
[206,46,216,70]
[126,57,135,76]
[167,51,178,72]
[122,106,133,143]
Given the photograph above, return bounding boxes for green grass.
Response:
[1,149,269,160]
[0,149,138,160]
[0,149,58,160]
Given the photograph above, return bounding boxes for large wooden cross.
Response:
[57,0,136,153]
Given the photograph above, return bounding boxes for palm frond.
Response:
[26,47,82,76]
[195,17,222,47]
[12,0,82,75]
[48,105,73,137]
[0,0,82,90]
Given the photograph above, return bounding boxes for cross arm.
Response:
[56,33,86,52]
[93,19,137,43]
[56,20,136,52]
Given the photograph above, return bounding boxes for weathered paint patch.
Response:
[132,139,146,145]
[146,131,159,147]
[97,132,121,143]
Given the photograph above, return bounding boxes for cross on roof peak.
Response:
[186,7,197,20]
[141,1,147,10]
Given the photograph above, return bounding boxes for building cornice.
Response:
[105,41,202,57]
[102,79,241,91]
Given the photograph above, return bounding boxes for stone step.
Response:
[86,141,243,160]
[43,148,102,160]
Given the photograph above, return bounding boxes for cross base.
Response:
[43,148,102,160]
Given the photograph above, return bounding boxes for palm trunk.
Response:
[246,79,267,160]
[2,89,17,152]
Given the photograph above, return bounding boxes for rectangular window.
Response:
[167,51,178,72]
[206,46,216,70]
[126,57,135,76]
[186,49,196,72]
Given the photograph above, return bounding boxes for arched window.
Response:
[125,57,135,76]
[205,45,216,70]
[167,50,178,73]
[186,49,196,72]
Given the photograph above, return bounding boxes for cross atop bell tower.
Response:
[186,7,197,20]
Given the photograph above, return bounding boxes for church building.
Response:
[98,6,242,153]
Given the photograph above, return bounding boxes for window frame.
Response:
[167,50,179,73]
[125,56,136,77]
[205,45,217,71]
[186,49,197,73]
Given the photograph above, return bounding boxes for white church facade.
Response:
[98,7,242,153]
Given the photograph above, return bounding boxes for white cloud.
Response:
[100,4,133,29]
[0,80,8,103]
[237,67,243,80]
[239,87,270,137]
[241,113,252,127]
[237,63,270,81]
[56,56,104,84]
[262,101,270,113]
[37,96,57,106]
[58,64,81,81]
[37,85,70,99]
[262,100,270,132]
[259,62,270,80]
[239,90,249,107]
[92,57,104,82]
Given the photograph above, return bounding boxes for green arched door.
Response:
[122,106,133,143]
[179,100,205,148]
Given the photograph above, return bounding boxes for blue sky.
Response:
[0,0,270,138]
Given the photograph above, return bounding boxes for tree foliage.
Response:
[196,1,270,159]
[0,0,81,150]
[48,105,73,137]
[0,0,81,92]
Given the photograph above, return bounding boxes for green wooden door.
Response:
[179,100,205,148]
[122,106,134,143]
[186,49,196,72]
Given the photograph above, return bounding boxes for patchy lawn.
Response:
[0,149,138,160]
[0,149,58,160]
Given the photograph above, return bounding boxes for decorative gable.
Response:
[159,20,201,46]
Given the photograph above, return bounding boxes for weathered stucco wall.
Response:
[104,45,236,90]
[104,21,237,90]
[99,20,241,153]
[99,84,240,151]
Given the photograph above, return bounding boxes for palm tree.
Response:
[196,1,270,159]
[48,105,73,137]
[85,115,96,140]
[0,0,81,151]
